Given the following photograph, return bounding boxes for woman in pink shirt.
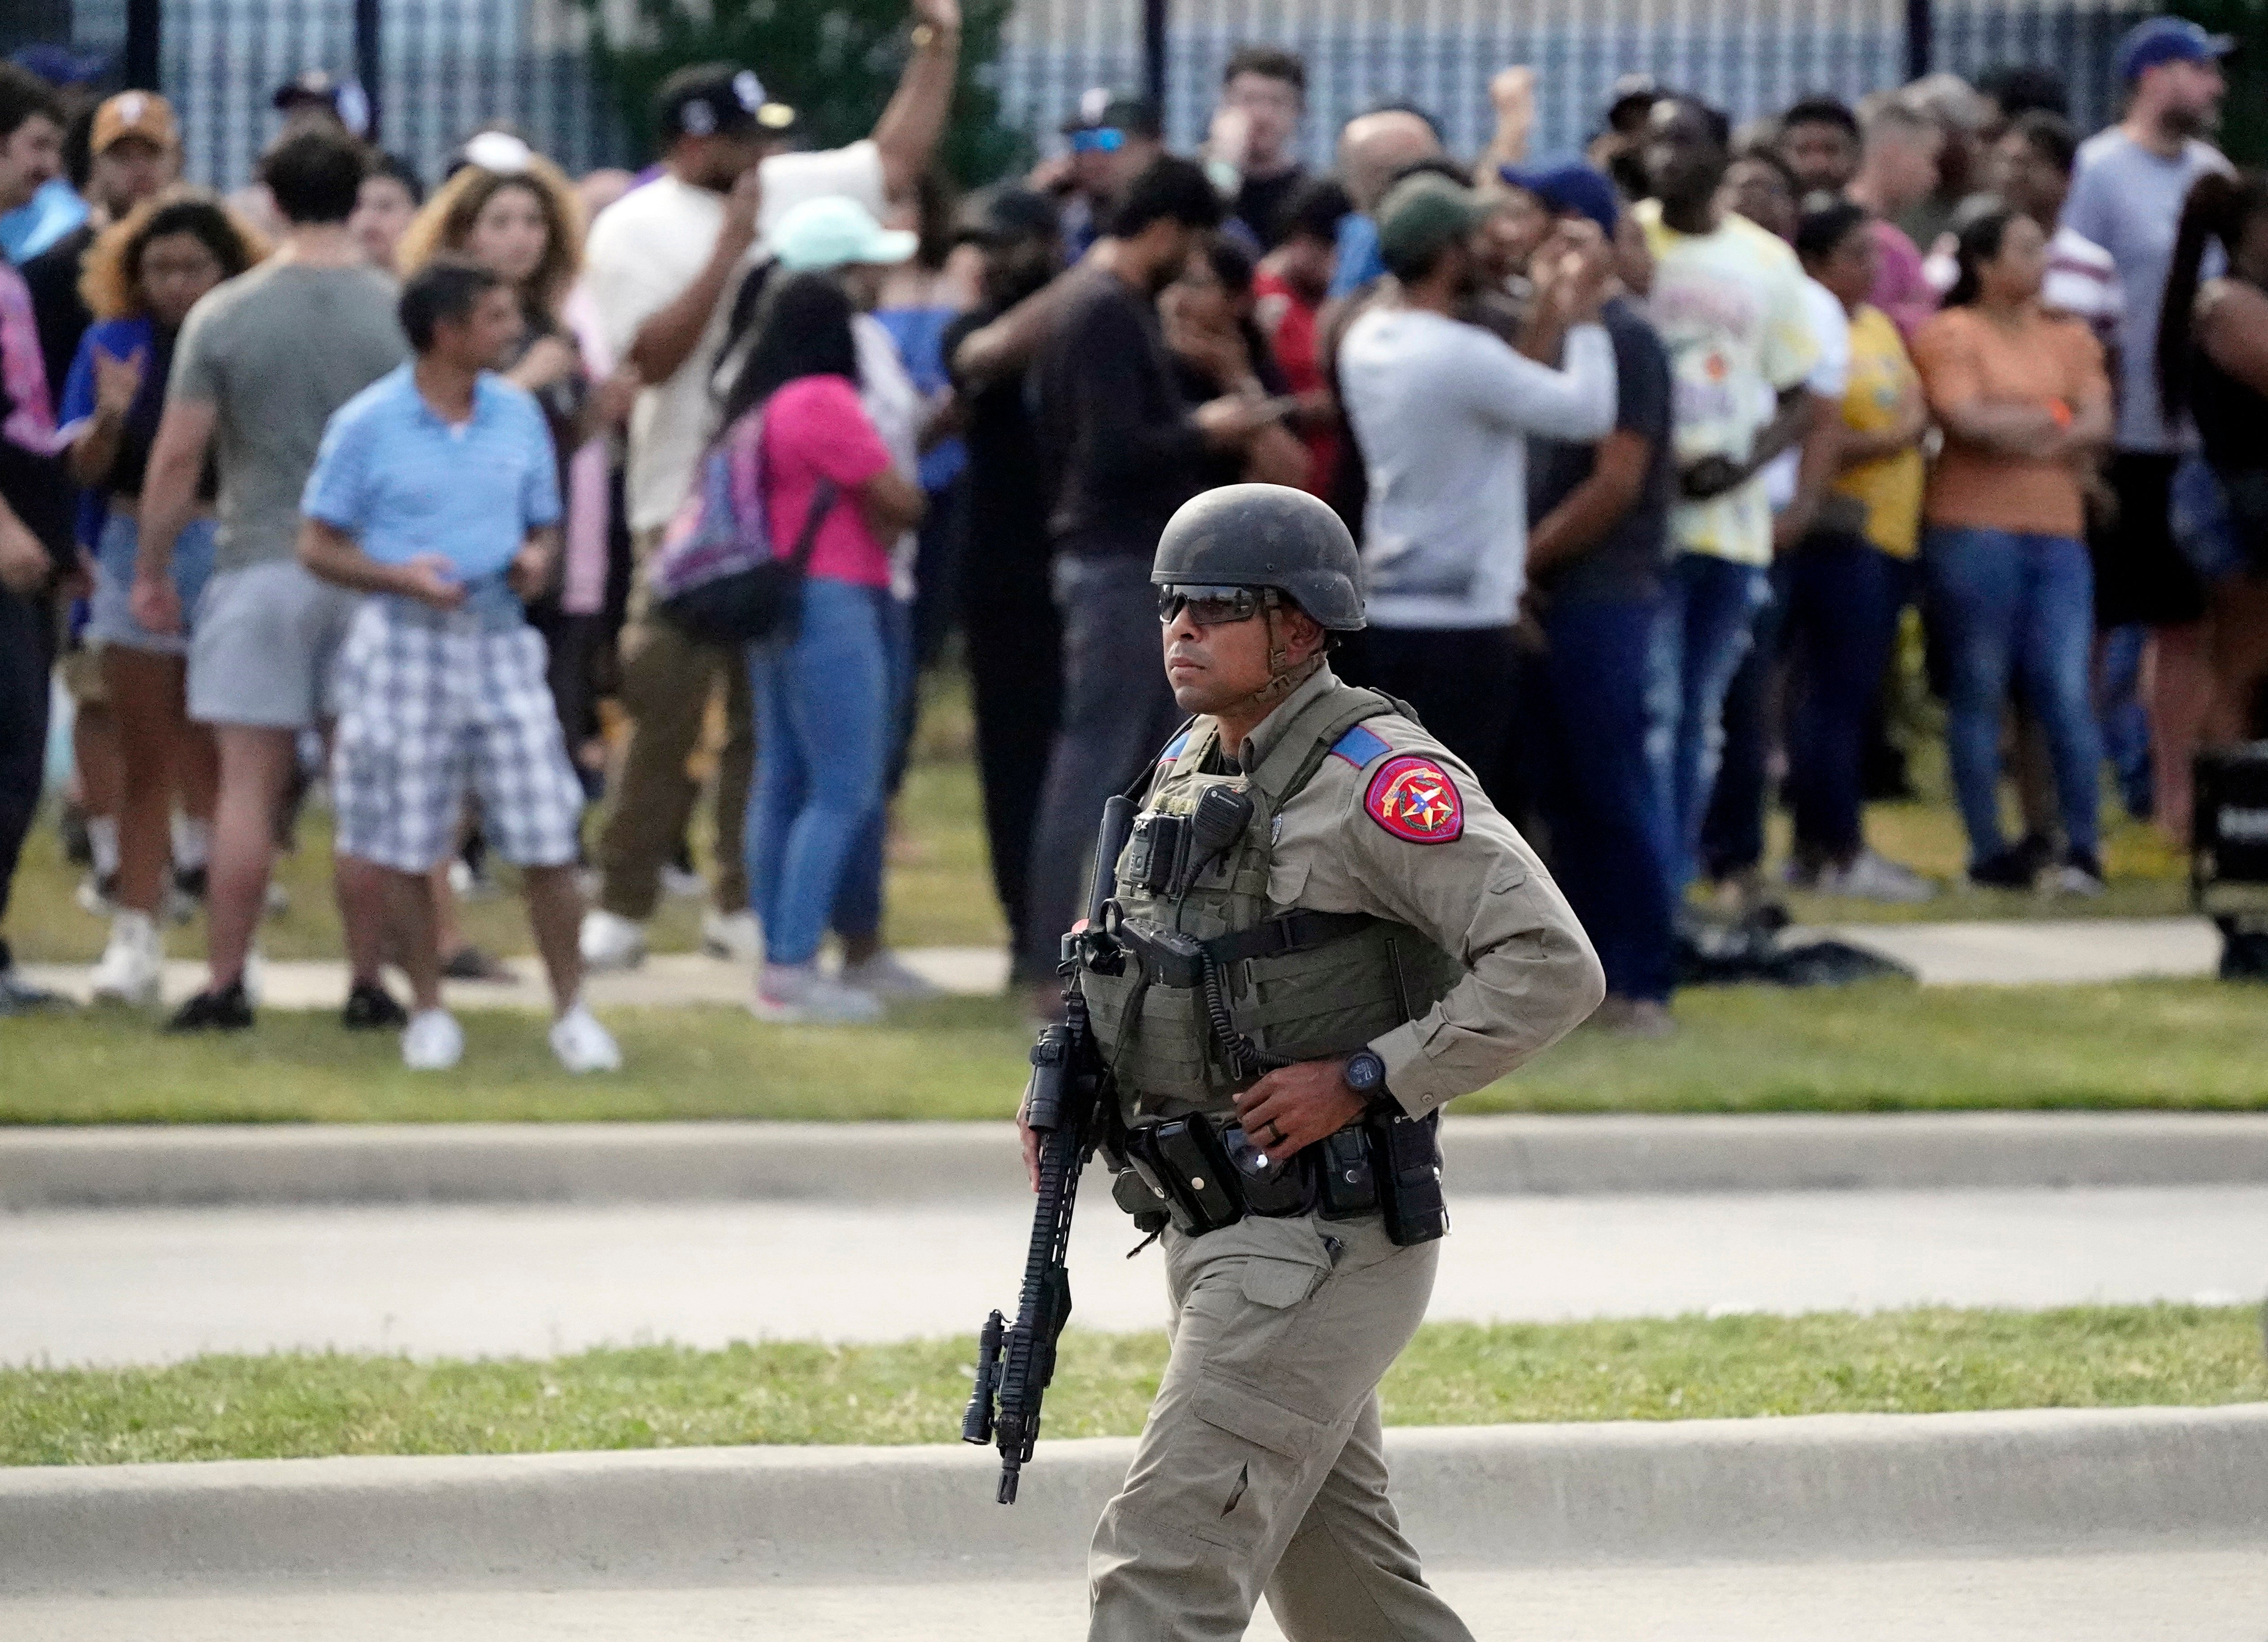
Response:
[719,274,926,1022]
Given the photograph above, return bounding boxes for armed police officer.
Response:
[1020,483,1605,1640]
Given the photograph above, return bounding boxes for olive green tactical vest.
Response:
[1082,685,1463,1123]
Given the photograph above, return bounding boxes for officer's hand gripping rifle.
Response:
[961,794,1136,1504]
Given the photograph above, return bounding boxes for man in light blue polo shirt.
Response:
[298,258,620,1076]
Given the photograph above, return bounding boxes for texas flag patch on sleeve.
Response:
[1363,755,1464,844]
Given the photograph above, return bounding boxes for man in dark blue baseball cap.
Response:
[2114,16,2236,87]
[1499,160,1621,238]
[2062,14,2236,809]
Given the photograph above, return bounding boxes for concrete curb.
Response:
[6,1112,2268,1209]
[5,1405,2263,1595]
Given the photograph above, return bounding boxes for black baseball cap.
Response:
[656,63,799,142]
[273,70,371,138]
[954,185,1061,246]
[1603,73,1662,132]
[1062,85,1162,138]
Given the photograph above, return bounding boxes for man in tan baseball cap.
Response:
[87,90,182,219]
[21,89,183,392]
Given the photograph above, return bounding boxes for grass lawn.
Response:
[5,1304,2257,1466]
[6,977,2268,1124]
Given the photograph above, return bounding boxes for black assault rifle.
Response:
[960,793,1136,1503]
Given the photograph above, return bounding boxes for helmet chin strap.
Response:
[1240,606,1323,712]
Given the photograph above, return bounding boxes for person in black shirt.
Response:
[1020,155,1276,1000]
[940,187,1064,980]
[1163,232,1308,492]
[1508,163,1682,1037]
[0,65,70,1014]
[1209,45,1309,249]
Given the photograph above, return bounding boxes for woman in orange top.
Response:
[1910,204,2113,893]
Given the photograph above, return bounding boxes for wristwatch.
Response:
[1343,1049,1388,1097]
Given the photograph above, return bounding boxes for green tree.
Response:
[575,0,1024,184]
[2172,0,2268,164]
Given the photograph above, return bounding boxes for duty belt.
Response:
[1110,1107,1448,1248]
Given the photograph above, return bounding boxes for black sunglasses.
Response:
[1157,584,1280,627]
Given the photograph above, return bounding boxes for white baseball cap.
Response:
[770,195,918,272]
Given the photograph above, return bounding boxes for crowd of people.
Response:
[1,8,2265,1055]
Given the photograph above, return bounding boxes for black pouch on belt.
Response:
[1366,1108,1448,1246]
[1124,1117,1242,1235]
[1315,1124,1379,1220]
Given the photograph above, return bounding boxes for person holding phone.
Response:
[1163,231,1312,490]
[1337,173,1619,795]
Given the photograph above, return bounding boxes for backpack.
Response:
[648,408,837,645]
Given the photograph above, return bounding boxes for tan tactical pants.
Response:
[594,529,752,921]
[1087,1211,1473,1642]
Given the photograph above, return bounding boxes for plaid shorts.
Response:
[331,597,584,873]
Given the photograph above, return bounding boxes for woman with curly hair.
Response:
[62,190,264,1004]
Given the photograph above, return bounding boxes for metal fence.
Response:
[45,0,2145,194]
[997,0,2149,169]
[62,0,620,193]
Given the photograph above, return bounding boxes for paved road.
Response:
[13,1547,2264,1639]
[8,1186,2263,1364]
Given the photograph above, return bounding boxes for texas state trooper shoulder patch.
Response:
[1363,755,1464,844]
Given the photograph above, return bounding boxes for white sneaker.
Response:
[1814,850,1936,904]
[75,873,116,918]
[88,911,163,1006]
[838,950,942,1000]
[402,1008,464,1071]
[578,908,648,971]
[751,964,884,1024]
[549,1004,622,1072]
[702,909,762,962]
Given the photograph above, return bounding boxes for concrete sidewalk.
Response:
[14,917,2229,1007]
[9,1111,2268,1210]
[9,1186,2262,1361]
[6,1407,2264,1597]
[17,1549,2265,1642]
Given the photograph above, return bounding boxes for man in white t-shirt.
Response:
[577,0,960,970]
[1635,97,1821,895]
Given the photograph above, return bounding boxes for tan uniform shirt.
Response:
[1224,664,1605,1114]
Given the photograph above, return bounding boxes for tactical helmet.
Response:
[1152,484,1366,631]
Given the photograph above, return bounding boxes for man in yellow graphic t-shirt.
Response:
[1634,94,1822,892]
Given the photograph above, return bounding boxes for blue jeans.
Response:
[88,512,218,655]
[829,593,914,943]
[2098,622,2153,821]
[1528,597,1677,1002]
[1785,532,1901,861]
[1648,553,1770,892]
[1923,528,2103,865]
[744,579,892,966]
